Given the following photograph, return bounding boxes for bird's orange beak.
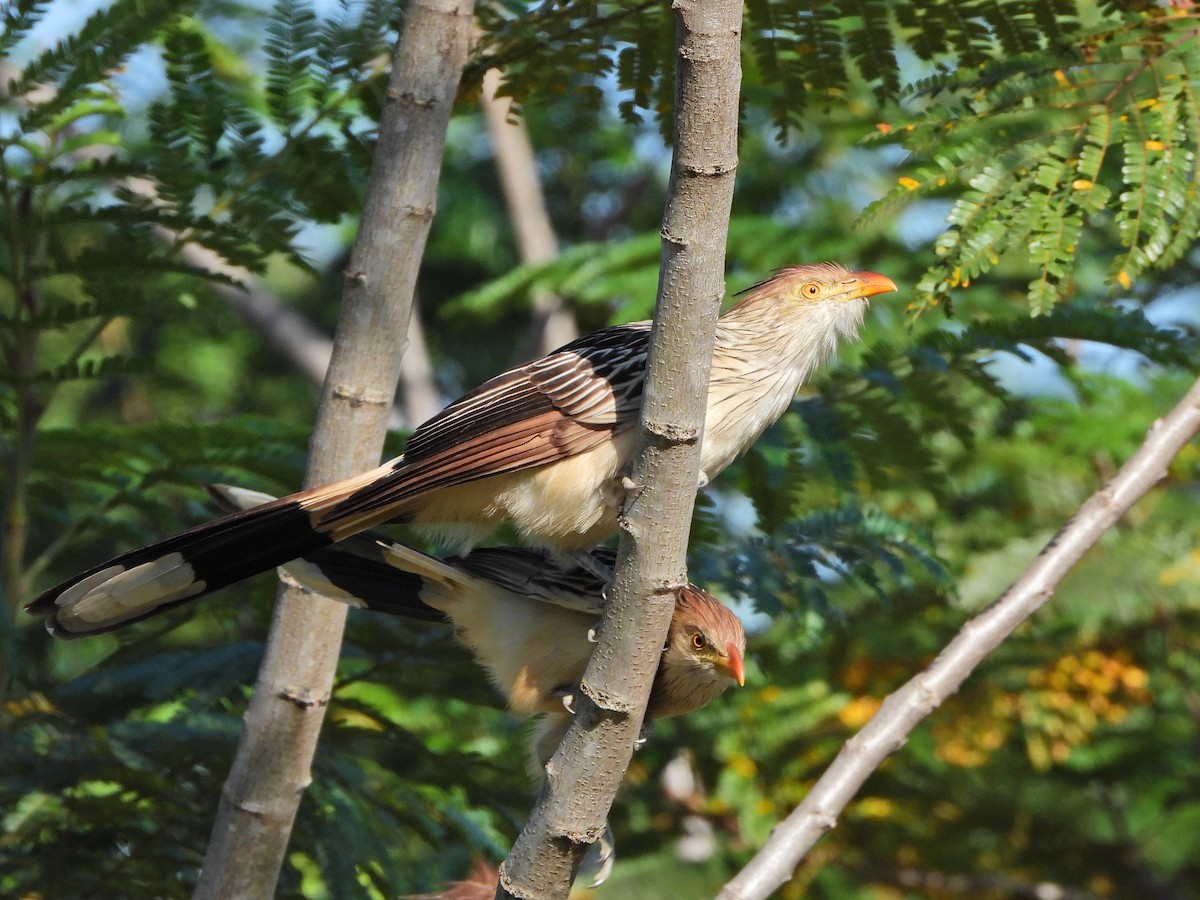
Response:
[849,271,898,299]
[722,643,746,687]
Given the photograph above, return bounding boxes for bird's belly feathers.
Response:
[700,367,800,479]
[436,588,597,716]
[408,431,636,553]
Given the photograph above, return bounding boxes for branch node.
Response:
[394,89,438,108]
[554,825,606,846]
[277,686,328,710]
[659,224,686,247]
[813,810,838,832]
[643,419,700,442]
[404,203,436,220]
[580,679,637,715]
[681,161,738,177]
[330,386,391,408]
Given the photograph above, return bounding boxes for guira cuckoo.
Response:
[28,263,894,629]
[35,487,746,769]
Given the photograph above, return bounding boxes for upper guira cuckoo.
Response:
[27,263,895,630]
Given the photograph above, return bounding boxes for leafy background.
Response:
[2,1,1199,897]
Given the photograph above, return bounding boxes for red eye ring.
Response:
[691,633,707,650]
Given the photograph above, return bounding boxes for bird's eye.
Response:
[802,282,821,297]
[691,633,707,650]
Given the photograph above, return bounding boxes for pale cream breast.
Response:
[406,432,633,553]
[492,430,635,551]
[429,581,597,716]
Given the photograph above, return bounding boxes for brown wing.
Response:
[317,323,651,528]
[452,546,616,616]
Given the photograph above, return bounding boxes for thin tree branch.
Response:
[185,242,441,430]
[125,179,440,432]
[494,2,743,897]
[479,67,578,358]
[717,374,1200,900]
[192,2,475,897]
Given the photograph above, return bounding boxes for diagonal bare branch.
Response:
[717,374,1200,900]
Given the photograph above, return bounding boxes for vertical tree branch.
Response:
[717,375,1200,900]
[479,67,579,357]
[192,2,475,897]
[398,305,443,424]
[495,2,743,897]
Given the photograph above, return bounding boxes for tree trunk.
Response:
[495,2,743,897]
[192,2,475,897]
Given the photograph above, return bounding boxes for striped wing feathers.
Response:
[452,546,613,617]
[316,324,651,529]
[403,322,651,459]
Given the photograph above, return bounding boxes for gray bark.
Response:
[717,374,1200,900]
[495,2,743,897]
[192,2,475,897]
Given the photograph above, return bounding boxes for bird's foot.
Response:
[561,692,576,715]
[697,470,710,488]
[634,718,655,751]
[579,823,616,888]
[620,475,645,507]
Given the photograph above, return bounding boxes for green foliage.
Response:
[866,2,1200,313]
[4,1,1200,898]
[478,1,1079,138]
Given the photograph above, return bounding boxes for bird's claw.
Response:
[634,719,655,750]
[697,470,709,488]
[562,693,576,715]
[587,627,599,644]
[580,824,616,888]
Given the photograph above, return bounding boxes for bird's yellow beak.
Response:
[721,643,746,687]
[849,271,898,299]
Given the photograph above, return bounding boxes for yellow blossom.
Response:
[838,695,881,728]
[856,797,895,819]
[728,754,757,778]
